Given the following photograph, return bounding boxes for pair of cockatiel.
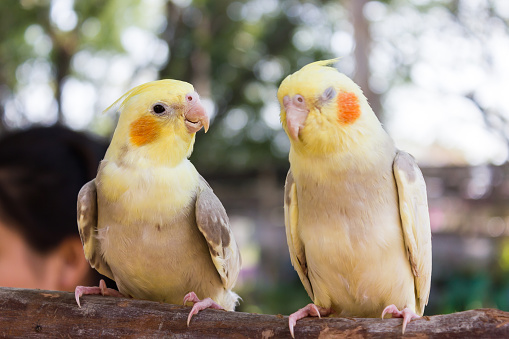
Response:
[75,60,431,335]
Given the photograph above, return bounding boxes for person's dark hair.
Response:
[0,125,106,254]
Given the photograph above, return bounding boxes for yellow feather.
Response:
[98,159,199,223]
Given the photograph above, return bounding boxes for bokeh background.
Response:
[2,0,509,316]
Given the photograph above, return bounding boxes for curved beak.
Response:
[284,96,309,141]
[184,92,210,134]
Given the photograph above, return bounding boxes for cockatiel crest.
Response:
[278,60,432,337]
[75,79,241,326]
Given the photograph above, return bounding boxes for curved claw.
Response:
[381,304,399,319]
[183,292,224,327]
[75,288,83,308]
[288,303,332,338]
[381,304,420,334]
[74,285,102,308]
[187,304,200,327]
[74,280,123,308]
[311,304,322,319]
[401,309,420,334]
[183,291,200,306]
[289,317,297,339]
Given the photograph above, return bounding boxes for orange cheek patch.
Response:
[337,92,361,124]
[129,116,161,146]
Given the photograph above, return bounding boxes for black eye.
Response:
[153,104,165,114]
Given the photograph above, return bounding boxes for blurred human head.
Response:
[0,125,109,291]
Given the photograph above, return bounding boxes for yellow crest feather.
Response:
[301,58,341,70]
[102,80,189,115]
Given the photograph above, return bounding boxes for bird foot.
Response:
[381,304,420,334]
[183,291,224,326]
[75,279,123,307]
[288,303,333,338]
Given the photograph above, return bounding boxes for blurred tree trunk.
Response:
[190,16,211,98]
[50,31,75,125]
[163,2,182,60]
[162,3,211,97]
[349,0,382,121]
[54,49,70,125]
[0,86,6,133]
[0,111,5,134]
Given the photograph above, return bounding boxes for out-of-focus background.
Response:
[1,0,509,316]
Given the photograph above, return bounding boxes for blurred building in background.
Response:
[1,0,509,315]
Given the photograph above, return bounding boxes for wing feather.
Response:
[195,176,241,291]
[393,151,432,315]
[77,179,114,280]
[284,170,314,301]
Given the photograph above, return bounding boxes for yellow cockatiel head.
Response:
[277,59,383,157]
[104,80,209,167]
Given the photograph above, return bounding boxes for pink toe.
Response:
[73,282,123,307]
[74,285,103,307]
[311,304,321,318]
[183,291,200,305]
[97,279,123,297]
[185,292,225,326]
[381,304,402,319]
[382,305,420,334]
[401,308,420,334]
[288,304,332,338]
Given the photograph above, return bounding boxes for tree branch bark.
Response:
[1,287,508,338]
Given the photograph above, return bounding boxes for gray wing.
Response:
[77,179,114,280]
[195,176,241,291]
[393,151,432,315]
[284,170,314,301]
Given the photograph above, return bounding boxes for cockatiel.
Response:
[74,79,241,325]
[278,60,431,337]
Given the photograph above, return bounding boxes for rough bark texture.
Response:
[1,287,508,338]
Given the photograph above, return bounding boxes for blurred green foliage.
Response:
[237,279,311,315]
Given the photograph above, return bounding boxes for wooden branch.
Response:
[1,287,508,338]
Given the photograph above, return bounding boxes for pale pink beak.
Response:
[184,92,209,133]
[283,95,309,141]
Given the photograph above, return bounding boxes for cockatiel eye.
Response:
[186,92,198,103]
[283,95,307,108]
[152,104,166,114]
